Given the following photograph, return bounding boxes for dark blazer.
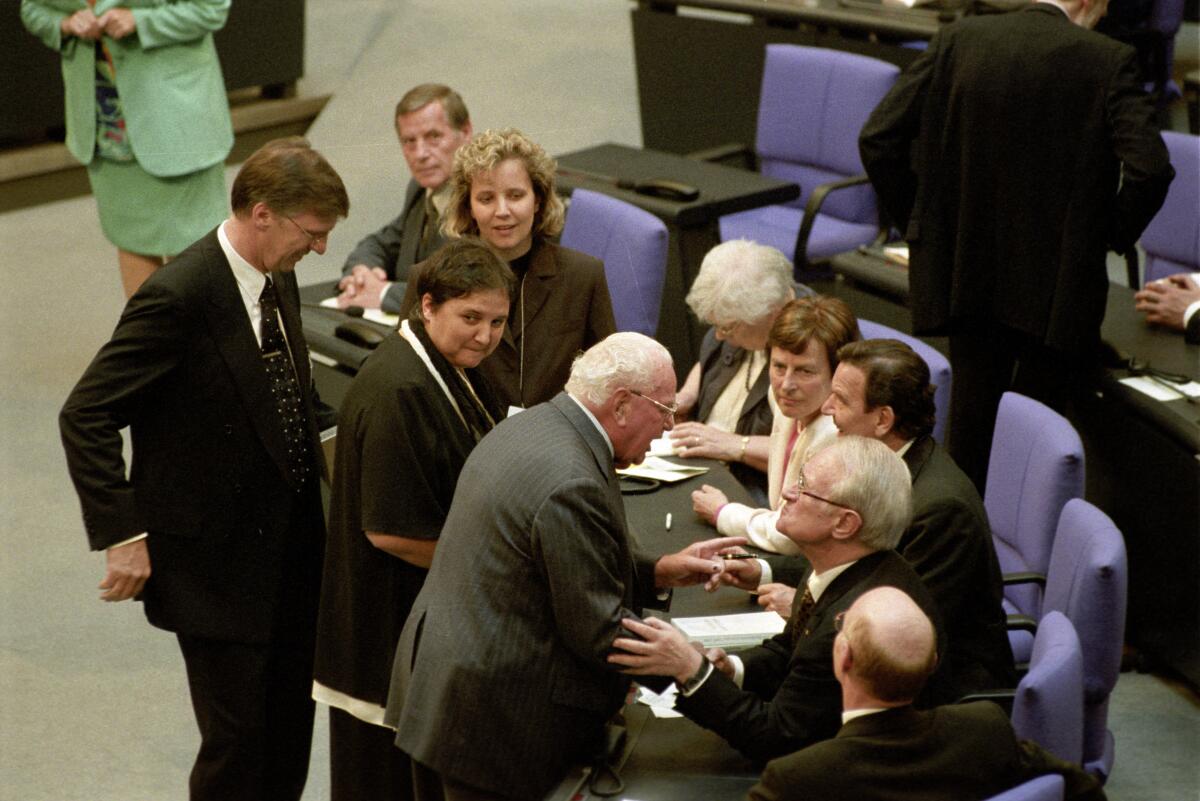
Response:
[59,229,326,644]
[385,394,662,800]
[342,179,446,313]
[402,238,617,409]
[772,437,1014,699]
[675,550,946,763]
[748,703,1106,801]
[1187,312,1200,345]
[860,4,1173,354]
[695,328,772,494]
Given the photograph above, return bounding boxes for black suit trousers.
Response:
[947,322,1099,492]
[177,634,315,801]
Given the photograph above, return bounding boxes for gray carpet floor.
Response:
[1,2,1196,798]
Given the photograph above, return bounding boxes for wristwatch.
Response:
[678,655,713,696]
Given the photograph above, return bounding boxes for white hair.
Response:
[566,332,672,406]
[820,436,912,551]
[686,239,794,324]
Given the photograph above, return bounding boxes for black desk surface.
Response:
[639,0,944,39]
[556,143,800,228]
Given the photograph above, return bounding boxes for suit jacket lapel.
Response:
[397,180,428,276]
[512,240,559,343]
[201,239,292,483]
[739,353,769,428]
[802,551,889,637]
[902,435,934,484]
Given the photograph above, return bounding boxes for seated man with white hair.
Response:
[611,436,949,763]
[748,586,1104,801]
[383,332,746,801]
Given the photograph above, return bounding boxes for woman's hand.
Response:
[61,9,103,40]
[98,8,137,40]
[670,421,741,461]
[691,483,729,526]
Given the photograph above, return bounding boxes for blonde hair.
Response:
[442,128,566,241]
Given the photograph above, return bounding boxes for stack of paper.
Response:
[617,456,708,483]
[673,611,786,650]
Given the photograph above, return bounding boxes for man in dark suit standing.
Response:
[724,339,1014,699]
[384,332,745,801]
[747,587,1105,801]
[613,436,948,762]
[336,83,472,312]
[59,138,349,801]
[859,0,1174,490]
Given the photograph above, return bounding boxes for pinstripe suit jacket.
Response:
[384,393,660,799]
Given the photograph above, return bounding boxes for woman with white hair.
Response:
[672,240,811,501]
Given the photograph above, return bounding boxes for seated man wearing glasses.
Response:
[612,436,948,762]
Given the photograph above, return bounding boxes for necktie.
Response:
[259,277,311,489]
[418,194,440,257]
[790,586,817,646]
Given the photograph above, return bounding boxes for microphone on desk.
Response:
[301,301,364,318]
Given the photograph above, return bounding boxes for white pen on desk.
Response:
[665,513,672,530]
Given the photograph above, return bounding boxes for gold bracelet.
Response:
[738,436,749,463]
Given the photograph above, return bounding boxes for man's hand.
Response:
[757,583,795,618]
[336,264,389,310]
[61,8,102,40]
[98,8,136,39]
[655,536,748,588]
[705,646,735,678]
[691,483,729,525]
[1134,274,1200,331]
[609,616,703,684]
[704,555,762,592]
[671,422,741,461]
[99,539,151,602]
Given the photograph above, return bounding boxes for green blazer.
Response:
[21,0,233,177]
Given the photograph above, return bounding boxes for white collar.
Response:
[218,220,267,298]
[807,559,858,603]
[842,707,890,725]
[399,319,469,432]
[567,393,614,459]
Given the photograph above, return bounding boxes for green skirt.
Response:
[87,157,228,256]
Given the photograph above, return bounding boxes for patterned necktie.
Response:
[259,277,311,489]
[790,586,817,646]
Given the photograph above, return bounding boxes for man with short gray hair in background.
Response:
[384,332,746,801]
[337,83,473,311]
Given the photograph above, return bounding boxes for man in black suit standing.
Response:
[612,436,948,762]
[336,83,472,312]
[747,587,1105,801]
[59,138,349,801]
[859,0,1174,490]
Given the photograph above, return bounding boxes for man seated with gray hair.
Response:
[611,436,949,762]
[671,240,811,501]
[384,332,746,801]
[747,587,1105,801]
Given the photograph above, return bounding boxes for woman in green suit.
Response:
[21,0,233,297]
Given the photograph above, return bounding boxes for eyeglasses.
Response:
[714,320,741,337]
[794,469,855,512]
[629,389,678,424]
[834,610,847,632]
[285,215,328,247]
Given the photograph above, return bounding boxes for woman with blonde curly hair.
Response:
[404,128,615,409]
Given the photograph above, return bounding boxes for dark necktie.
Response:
[418,194,439,257]
[259,277,311,489]
[790,586,817,646]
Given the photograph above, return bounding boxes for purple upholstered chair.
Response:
[984,775,1065,801]
[716,45,899,277]
[984,393,1084,660]
[857,319,951,444]
[560,188,668,337]
[1041,500,1127,782]
[1134,131,1199,285]
[1011,611,1085,765]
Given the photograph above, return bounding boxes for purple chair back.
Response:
[1043,499,1128,781]
[560,188,668,337]
[1012,611,1085,764]
[857,319,951,444]
[985,393,1084,621]
[984,775,1065,801]
[756,44,899,223]
[1141,131,1199,283]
